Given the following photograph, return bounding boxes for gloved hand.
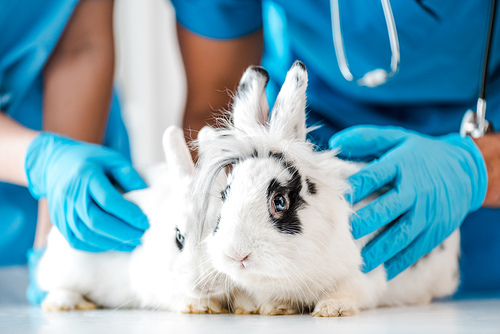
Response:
[26,248,47,305]
[329,126,487,279]
[25,132,149,252]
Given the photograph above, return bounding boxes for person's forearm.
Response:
[473,133,500,207]
[0,114,38,186]
[34,0,116,248]
[43,0,115,142]
[177,25,263,141]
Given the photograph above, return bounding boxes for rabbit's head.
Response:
[196,62,361,302]
[133,126,228,308]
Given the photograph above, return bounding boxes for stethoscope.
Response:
[330,0,497,137]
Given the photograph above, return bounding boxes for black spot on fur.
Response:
[250,66,270,81]
[294,61,306,70]
[269,151,285,161]
[221,155,242,166]
[269,152,300,181]
[294,74,303,86]
[251,148,259,158]
[306,178,317,195]
[236,67,269,101]
[291,62,306,87]
[266,162,304,235]
[236,82,249,98]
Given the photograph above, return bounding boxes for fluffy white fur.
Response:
[37,126,229,313]
[197,62,460,317]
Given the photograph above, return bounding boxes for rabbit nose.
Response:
[237,254,250,262]
[228,251,250,263]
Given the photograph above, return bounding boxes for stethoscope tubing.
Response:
[330,0,400,86]
[332,0,498,137]
[474,0,497,135]
[480,0,497,101]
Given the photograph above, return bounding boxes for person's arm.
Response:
[473,133,500,207]
[43,0,115,142]
[1,0,148,253]
[0,1,116,188]
[0,114,38,185]
[34,0,116,248]
[176,25,263,141]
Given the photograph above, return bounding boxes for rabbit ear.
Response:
[269,61,308,141]
[163,125,195,177]
[232,66,270,133]
[196,125,220,160]
[197,126,218,149]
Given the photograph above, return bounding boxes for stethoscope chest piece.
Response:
[460,108,494,138]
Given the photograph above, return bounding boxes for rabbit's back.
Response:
[37,226,138,309]
[380,230,460,306]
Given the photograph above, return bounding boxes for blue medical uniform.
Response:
[171,0,500,292]
[0,0,131,266]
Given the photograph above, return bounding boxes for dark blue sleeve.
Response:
[170,0,262,39]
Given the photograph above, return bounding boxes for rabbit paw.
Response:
[182,297,228,314]
[259,301,298,316]
[312,298,358,317]
[231,289,259,315]
[233,307,259,315]
[42,290,97,312]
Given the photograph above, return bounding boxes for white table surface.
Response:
[1,266,499,334]
[0,296,499,334]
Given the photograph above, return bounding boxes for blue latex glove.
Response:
[26,248,47,305]
[25,132,149,252]
[329,126,487,279]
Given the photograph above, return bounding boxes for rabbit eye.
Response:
[270,193,289,217]
[176,228,185,251]
[274,194,287,211]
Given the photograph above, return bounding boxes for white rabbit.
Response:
[195,62,460,317]
[37,126,229,313]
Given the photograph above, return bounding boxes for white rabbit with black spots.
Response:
[195,61,460,317]
[37,126,229,313]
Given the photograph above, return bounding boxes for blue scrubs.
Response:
[171,0,500,292]
[0,0,131,266]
